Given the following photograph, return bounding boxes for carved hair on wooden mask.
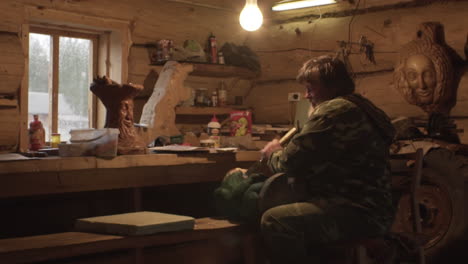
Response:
[394,22,458,114]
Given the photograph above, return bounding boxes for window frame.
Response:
[28,26,99,135]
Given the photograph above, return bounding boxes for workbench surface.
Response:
[0,151,260,198]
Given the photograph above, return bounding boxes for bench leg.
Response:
[242,233,267,264]
[132,187,142,212]
[355,245,367,264]
[134,248,143,264]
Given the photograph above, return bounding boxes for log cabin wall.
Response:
[0,0,255,153]
[245,1,468,142]
[0,0,467,151]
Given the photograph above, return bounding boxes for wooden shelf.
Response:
[149,61,258,79]
[175,106,245,115]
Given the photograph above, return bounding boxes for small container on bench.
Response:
[59,128,119,158]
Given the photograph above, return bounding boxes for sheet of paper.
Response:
[149,145,209,152]
[0,153,35,162]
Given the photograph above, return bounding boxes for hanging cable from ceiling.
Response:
[348,0,361,43]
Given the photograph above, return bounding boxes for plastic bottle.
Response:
[207,115,221,148]
[211,91,218,107]
[29,114,45,151]
[218,81,227,107]
[218,52,225,65]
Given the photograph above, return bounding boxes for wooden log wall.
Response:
[0,0,254,152]
[244,1,468,142]
[0,31,23,153]
[0,0,467,151]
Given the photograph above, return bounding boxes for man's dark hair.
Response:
[296,55,355,97]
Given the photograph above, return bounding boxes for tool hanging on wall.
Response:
[335,35,376,75]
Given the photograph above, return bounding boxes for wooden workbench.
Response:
[0,151,264,263]
[0,151,260,199]
[0,151,261,239]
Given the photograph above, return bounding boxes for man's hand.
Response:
[227,167,248,178]
[261,139,283,159]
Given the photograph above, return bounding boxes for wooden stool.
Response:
[319,237,396,264]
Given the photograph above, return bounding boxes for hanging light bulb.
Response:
[239,0,263,31]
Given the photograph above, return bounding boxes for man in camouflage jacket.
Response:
[260,55,396,264]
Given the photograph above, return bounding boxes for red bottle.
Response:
[29,114,45,151]
[209,34,218,64]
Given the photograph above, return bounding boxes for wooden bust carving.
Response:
[90,76,146,155]
[394,22,465,114]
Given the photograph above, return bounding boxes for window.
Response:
[28,28,97,142]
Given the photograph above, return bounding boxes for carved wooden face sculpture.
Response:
[394,22,460,115]
[404,54,437,105]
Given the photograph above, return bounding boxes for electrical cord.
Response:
[308,6,323,57]
[348,0,362,44]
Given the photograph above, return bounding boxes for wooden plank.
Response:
[0,151,259,175]
[0,156,96,175]
[0,158,255,198]
[0,232,127,263]
[146,62,258,79]
[19,24,29,152]
[95,154,215,169]
[51,35,59,134]
[129,46,256,81]
[0,75,23,95]
[0,232,122,253]
[30,26,100,40]
[0,218,242,263]
[25,6,130,33]
[0,52,25,64]
[192,63,258,79]
[0,108,19,151]
[139,62,193,144]
[175,106,238,115]
[0,63,25,76]
[91,36,99,128]
[0,98,17,107]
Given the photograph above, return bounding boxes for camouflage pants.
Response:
[260,202,385,264]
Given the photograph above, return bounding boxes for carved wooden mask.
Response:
[394,22,459,114]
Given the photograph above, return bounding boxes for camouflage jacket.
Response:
[268,94,395,229]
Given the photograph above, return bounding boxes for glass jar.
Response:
[195,88,208,106]
[51,133,61,148]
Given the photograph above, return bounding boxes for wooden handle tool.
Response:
[245,127,298,176]
[278,127,298,146]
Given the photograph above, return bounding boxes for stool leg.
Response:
[355,245,368,264]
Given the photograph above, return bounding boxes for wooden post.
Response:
[132,187,142,212]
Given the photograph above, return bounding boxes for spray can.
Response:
[209,33,218,64]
